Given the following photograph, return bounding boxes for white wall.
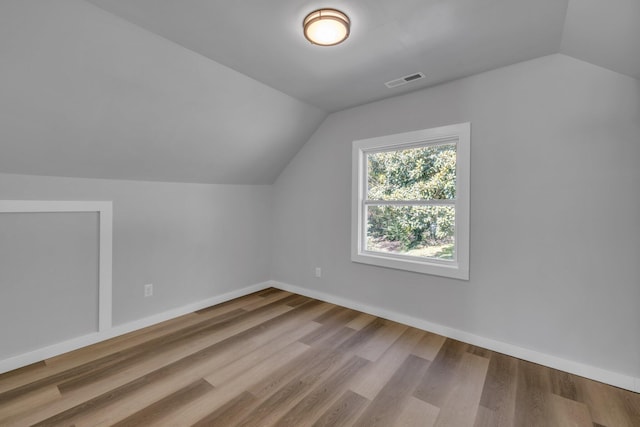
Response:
[0,211,99,359]
[272,54,640,381]
[1,0,286,371]
[0,173,272,327]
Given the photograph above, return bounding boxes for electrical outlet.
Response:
[144,283,153,297]
[315,267,322,278]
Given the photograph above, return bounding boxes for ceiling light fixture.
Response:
[303,8,350,46]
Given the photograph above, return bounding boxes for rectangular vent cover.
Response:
[385,72,426,88]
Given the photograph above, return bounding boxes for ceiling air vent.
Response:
[385,72,426,88]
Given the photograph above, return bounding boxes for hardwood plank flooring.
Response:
[311,390,369,427]
[1,288,639,426]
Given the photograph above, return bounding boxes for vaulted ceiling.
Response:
[85,0,640,111]
[1,0,638,184]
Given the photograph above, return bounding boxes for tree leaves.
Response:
[366,144,456,256]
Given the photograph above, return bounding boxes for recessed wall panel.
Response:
[0,212,99,359]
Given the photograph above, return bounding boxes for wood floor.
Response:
[0,289,638,426]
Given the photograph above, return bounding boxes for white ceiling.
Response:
[85,0,640,112]
[1,0,638,184]
[85,0,571,112]
[560,0,640,80]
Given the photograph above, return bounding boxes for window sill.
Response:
[351,251,469,280]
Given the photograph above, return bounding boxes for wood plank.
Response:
[193,292,264,314]
[57,308,251,393]
[236,348,351,427]
[477,351,518,426]
[0,361,50,396]
[549,393,594,427]
[0,361,47,380]
[239,290,294,311]
[208,341,310,396]
[550,369,579,401]
[284,294,313,307]
[395,396,440,427]
[468,345,494,359]
[0,306,252,402]
[411,331,446,361]
[1,338,219,427]
[0,386,61,424]
[513,360,553,427]
[474,405,498,427]
[574,376,637,427]
[190,391,258,427]
[300,308,361,345]
[45,313,203,370]
[256,287,286,298]
[21,317,261,426]
[350,327,425,400]
[334,317,387,357]
[204,322,319,387]
[354,321,408,362]
[312,305,347,324]
[110,379,214,427]
[20,301,315,426]
[247,346,338,399]
[615,386,640,427]
[413,338,469,407]
[48,292,261,372]
[433,352,490,427]
[352,354,430,427]
[273,355,370,427]
[311,390,369,427]
[345,313,376,330]
[310,326,359,351]
[162,342,311,427]
[75,301,329,426]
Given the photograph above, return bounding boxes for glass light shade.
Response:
[303,9,350,46]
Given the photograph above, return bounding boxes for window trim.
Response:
[351,122,470,280]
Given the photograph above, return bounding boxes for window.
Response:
[351,122,470,279]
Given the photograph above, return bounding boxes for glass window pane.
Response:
[367,143,456,201]
[365,205,455,260]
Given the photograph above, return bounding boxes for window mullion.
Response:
[364,199,456,206]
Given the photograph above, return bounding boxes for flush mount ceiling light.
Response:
[303,8,350,46]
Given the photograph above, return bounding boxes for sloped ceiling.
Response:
[560,0,640,80]
[1,0,638,185]
[85,0,570,112]
[0,0,326,184]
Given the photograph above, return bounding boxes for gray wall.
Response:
[0,173,272,326]
[271,54,640,378]
[1,53,638,381]
[0,212,98,358]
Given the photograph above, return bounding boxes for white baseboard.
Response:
[271,280,640,394]
[4,279,637,394]
[0,281,271,375]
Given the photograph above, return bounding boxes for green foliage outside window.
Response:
[366,144,456,258]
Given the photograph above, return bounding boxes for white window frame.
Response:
[351,122,470,280]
